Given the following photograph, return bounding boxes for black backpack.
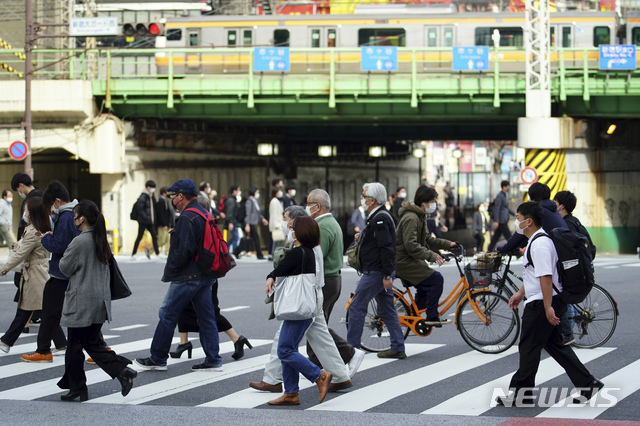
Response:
[235,197,247,223]
[527,228,595,304]
[487,200,495,217]
[564,215,597,260]
[129,200,139,221]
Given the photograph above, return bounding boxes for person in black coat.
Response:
[131,180,159,258]
[487,180,515,251]
[156,187,175,256]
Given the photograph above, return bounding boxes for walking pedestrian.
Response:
[0,190,16,248]
[245,187,269,260]
[487,180,514,252]
[131,180,159,259]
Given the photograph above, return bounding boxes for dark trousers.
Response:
[473,232,485,252]
[177,280,233,333]
[36,277,69,354]
[509,297,594,392]
[308,275,356,367]
[488,222,512,252]
[57,323,130,392]
[1,308,33,347]
[249,224,264,259]
[132,221,159,256]
[415,271,444,320]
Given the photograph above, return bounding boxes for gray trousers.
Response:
[262,309,350,385]
[0,224,16,247]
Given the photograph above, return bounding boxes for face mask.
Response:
[22,212,30,224]
[289,189,296,197]
[5,198,12,203]
[425,202,437,214]
[255,193,260,200]
[74,217,84,230]
[398,192,407,199]
[150,188,156,194]
[276,191,283,198]
[305,204,316,217]
[287,231,296,244]
[514,218,529,235]
[18,190,26,200]
[52,202,59,215]
[479,206,486,212]
[361,197,369,210]
[205,188,211,195]
[280,221,289,235]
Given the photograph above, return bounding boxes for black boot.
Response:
[60,389,88,402]
[117,367,137,397]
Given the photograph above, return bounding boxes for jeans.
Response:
[561,304,579,336]
[227,228,239,254]
[150,277,221,366]
[415,271,444,320]
[278,318,321,394]
[347,270,405,352]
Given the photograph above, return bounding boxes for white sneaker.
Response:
[348,348,366,378]
[131,255,139,262]
[52,347,66,356]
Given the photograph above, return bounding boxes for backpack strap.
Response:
[525,231,562,297]
[184,207,215,223]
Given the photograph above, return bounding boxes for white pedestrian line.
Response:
[220,306,250,313]
[200,343,444,409]
[110,324,148,332]
[537,358,640,419]
[422,346,615,416]
[0,335,120,358]
[309,346,518,412]
[621,263,640,267]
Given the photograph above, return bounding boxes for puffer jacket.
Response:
[395,201,453,285]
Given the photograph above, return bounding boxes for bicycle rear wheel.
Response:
[457,290,520,354]
[571,284,618,349]
[345,289,411,352]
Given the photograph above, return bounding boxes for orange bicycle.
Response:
[345,246,520,354]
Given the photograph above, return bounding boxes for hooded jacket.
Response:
[395,201,453,285]
[41,199,81,280]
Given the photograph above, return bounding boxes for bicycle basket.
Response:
[476,252,503,272]
[465,259,494,286]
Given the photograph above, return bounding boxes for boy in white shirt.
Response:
[496,202,603,407]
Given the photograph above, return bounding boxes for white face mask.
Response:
[280,221,289,235]
[18,190,26,200]
[5,198,12,203]
[205,187,211,194]
[398,192,407,199]
[22,212,30,224]
[514,218,529,235]
[150,188,156,194]
[287,230,296,244]
[361,197,369,210]
[289,189,296,197]
[254,193,260,200]
[276,191,283,198]
[51,200,60,215]
[424,202,437,214]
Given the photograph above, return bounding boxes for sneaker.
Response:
[131,255,139,262]
[348,348,366,378]
[52,347,67,356]
[134,357,167,371]
[21,352,53,363]
[87,347,112,364]
[144,248,151,259]
[573,379,604,404]
[495,395,515,406]
[424,317,452,328]
[561,333,575,346]
[377,350,407,359]
[191,362,223,372]
[29,318,41,327]
[0,341,10,353]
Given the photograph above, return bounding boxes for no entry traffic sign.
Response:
[520,166,538,185]
[8,141,28,161]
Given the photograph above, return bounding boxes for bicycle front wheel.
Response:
[457,290,520,354]
[346,289,411,352]
[572,284,618,349]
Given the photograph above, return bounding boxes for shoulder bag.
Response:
[273,249,317,321]
[109,255,132,300]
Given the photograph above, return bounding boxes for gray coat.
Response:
[59,227,111,328]
[491,191,514,224]
[245,196,264,226]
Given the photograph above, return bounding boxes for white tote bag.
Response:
[273,249,317,321]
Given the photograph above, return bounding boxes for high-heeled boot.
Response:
[169,341,193,359]
[231,335,253,360]
[60,389,89,402]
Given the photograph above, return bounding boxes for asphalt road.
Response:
[1,253,639,425]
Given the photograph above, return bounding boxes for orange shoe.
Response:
[87,347,112,364]
[21,352,53,363]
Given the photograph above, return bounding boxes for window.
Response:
[427,27,437,47]
[550,27,556,48]
[189,32,199,47]
[444,27,454,47]
[358,28,406,47]
[227,30,237,46]
[475,27,523,47]
[167,29,182,41]
[632,28,640,46]
[243,30,253,46]
[593,26,610,46]
[562,26,572,48]
[328,28,337,48]
[274,29,290,47]
[311,29,321,48]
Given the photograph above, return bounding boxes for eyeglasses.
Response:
[168,193,182,199]
[361,195,373,200]
[306,201,318,206]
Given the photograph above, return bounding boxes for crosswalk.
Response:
[0,329,637,420]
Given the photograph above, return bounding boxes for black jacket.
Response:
[156,196,175,228]
[360,207,396,276]
[162,200,207,282]
[224,195,241,229]
[135,192,156,225]
[499,199,568,253]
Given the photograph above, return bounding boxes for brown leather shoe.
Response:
[249,381,283,393]
[316,370,333,403]
[268,393,300,406]
[328,379,353,392]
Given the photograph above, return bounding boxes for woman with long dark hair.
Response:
[56,200,136,401]
[0,197,51,353]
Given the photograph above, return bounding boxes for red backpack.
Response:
[184,208,236,278]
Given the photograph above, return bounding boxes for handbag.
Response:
[273,249,317,321]
[109,255,132,301]
[7,241,24,273]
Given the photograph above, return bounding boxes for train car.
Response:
[154,10,619,75]
[627,11,640,46]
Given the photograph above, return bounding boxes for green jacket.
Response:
[395,201,453,285]
[317,214,343,277]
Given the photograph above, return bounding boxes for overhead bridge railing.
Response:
[2,47,639,110]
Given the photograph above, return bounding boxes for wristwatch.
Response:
[383,275,392,280]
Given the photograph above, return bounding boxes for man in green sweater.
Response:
[305,189,365,378]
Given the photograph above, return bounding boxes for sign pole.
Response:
[24,0,34,178]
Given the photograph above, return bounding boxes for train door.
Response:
[424,26,456,47]
[186,29,201,74]
[225,28,254,72]
[308,27,338,71]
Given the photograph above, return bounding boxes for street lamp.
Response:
[257,143,278,156]
[452,148,463,208]
[412,147,425,185]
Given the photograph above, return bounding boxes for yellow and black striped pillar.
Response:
[524,149,566,199]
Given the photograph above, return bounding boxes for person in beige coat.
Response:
[269,186,286,252]
[0,197,51,353]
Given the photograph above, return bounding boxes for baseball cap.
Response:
[167,179,197,196]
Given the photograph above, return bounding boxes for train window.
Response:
[243,30,253,46]
[189,32,199,47]
[328,29,337,48]
[562,26,572,48]
[633,28,640,46]
[444,27,454,47]
[228,30,237,46]
[167,29,181,41]
[311,29,321,48]
[475,27,523,47]
[593,26,610,46]
[358,29,406,47]
[274,29,290,47]
[426,27,437,47]
[550,27,556,47]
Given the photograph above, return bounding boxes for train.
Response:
[152,10,639,74]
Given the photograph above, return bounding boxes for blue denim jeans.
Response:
[150,278,221,366]
[346,270,406,352]
[415,271,444,320]
[227,228,240,254]
[561,304,579,336]
[278,318,320,394]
